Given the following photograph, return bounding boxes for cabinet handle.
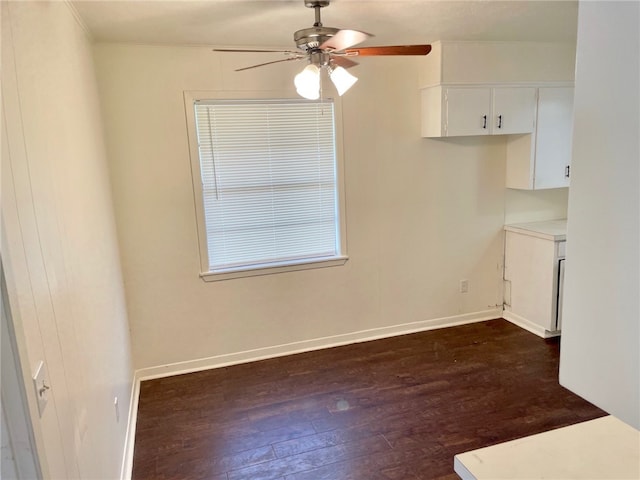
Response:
[498,115,503,129]
[482,115,487,129]
[565,165,570,178]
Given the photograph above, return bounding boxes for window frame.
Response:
[184,90,348,281]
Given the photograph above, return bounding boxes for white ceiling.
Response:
[72,0,578,49]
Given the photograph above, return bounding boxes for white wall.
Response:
[441,42,576,84]
[504,188,569,224]
[95,44,510,370]
[1,1,133,477]
[559,1,639,429]
[419,41,576,86]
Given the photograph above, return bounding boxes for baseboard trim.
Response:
[136,309,502,382]
[502,311,559,339]
[120,308,502,479]
[120,372,141,480]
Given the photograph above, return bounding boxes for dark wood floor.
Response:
[132,319,605,480]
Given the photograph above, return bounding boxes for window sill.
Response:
[200,256,349,282]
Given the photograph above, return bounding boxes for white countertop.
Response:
[504,219,567,241]
[454,416,640,480]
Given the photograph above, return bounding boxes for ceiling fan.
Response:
[213,0,431,99]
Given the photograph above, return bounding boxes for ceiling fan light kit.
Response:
[294,64,321,99]
[213,0,431,99]
[329,66,358,96]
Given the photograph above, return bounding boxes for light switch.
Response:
[32,361,50,416]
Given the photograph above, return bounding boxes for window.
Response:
[186,93,348,281]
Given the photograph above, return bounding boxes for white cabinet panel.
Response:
[533,87,574,189]
[445,87,491,136]
[506,87,574,190]
[504,231,556,333]
[503,223,566,337]
[492,87,537,134]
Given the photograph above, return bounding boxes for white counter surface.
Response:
[504,219,567,241]
[454,416,640,480]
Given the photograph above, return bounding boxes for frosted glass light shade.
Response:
[294,64,320,100]
[330,66,358,96]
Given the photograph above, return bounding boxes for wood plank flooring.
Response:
[132,319,605,480]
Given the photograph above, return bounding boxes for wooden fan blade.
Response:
[345,45,432,56]
[235,57,304,72]
[331,56,359,69]
[320,29,373,52]
[213,48,299,54]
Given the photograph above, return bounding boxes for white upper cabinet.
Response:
[492,87,538,134]
[506,87,574,190]
[444,87,492,136]
[421,85,536,137]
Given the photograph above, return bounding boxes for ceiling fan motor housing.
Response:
[304,0,330,8]
[294,26,339,51]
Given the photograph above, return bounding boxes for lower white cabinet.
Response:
[503,220,567,338]
[506,87,574,189]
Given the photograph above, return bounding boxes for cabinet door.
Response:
[444,87,491,136]
[504,232,557,332]
[534,87,574,189]
[492,87,537,135]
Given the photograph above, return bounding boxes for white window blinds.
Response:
[194,99,340,273]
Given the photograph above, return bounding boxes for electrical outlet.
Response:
[459,279,469,294]
[114,397,119,423]
[32,361,50,417]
